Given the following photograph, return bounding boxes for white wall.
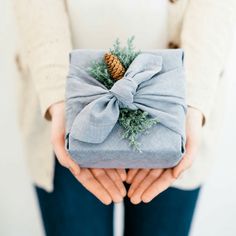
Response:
[190,42,236,236]
[0,1,236,235]
[0,1,44,236]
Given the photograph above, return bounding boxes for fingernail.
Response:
[121,187,127,197]
[131,197,141,205]
[104,199,112,205]
[69,167,80,177]
[142,197,151,203]
[102,196,112,205]
[175,171,182,179]
[142,194,153,203]
[126,175,132,183]
[128,188,134,198]
[74,169,80,176]
[68,166,74,174]
[114,195,123,203]
[121,173,127,182]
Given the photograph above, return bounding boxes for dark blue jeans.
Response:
[35,158,200,236]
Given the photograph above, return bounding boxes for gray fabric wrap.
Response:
[65,49,187,168]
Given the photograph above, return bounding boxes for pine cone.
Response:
[104,52,126,80]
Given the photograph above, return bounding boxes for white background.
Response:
[1,1,236,235]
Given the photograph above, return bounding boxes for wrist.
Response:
[187,106,204,127]
[48,102,65,120]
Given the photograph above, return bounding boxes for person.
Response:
[13,0,236,235]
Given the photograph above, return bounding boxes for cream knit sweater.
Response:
[66,0,168,49]
[13,0,236,191]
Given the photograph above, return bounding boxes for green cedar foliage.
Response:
[87,36,159,151]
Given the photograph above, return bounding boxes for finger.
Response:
[105,169,127,197]
[172,133,197,179]
[76,169,112,205]
[130,169,163,204]
[141,169,175,203]
[126,169,139,184]
[172,153,193,179]
[127,169,150,198]
[67,159,81,177]
[52,135,80,175]
[91,169,123,203]
[116,169,127,182]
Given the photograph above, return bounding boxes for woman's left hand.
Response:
[126,106,204,204]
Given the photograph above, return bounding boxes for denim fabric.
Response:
[35,158,201,236]
[65,49,187,168]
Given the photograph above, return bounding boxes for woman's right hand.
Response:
[49,102,126,205]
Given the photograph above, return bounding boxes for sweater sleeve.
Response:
[181,0,236,126]
[13,0,72,120]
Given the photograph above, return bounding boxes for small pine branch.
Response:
[118,108,159,151]
[87,60,115,89]
[110,36,141,69]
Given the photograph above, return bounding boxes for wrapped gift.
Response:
[65,46,187,169]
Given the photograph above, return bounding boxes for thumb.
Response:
[172,139,196,179]
[52,132,81,176]
[172,153,192,179]
[67,157,81,177]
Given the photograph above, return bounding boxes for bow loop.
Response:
[108,53,163,109]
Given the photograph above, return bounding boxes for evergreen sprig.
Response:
[110,36,141,69]
[87,36,159,151]
[118,108,159,152]
[88,60,114,89]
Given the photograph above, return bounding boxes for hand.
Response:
[126,106,204,204]
[49,102,127,205]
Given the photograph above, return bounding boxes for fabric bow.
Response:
[69,53,186,144]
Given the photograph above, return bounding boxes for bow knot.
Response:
[109,77,137,109]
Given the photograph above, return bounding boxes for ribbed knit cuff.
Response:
[35,66,68,120]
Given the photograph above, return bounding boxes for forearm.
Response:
[181,0,236,125]
[13,0,72,119]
